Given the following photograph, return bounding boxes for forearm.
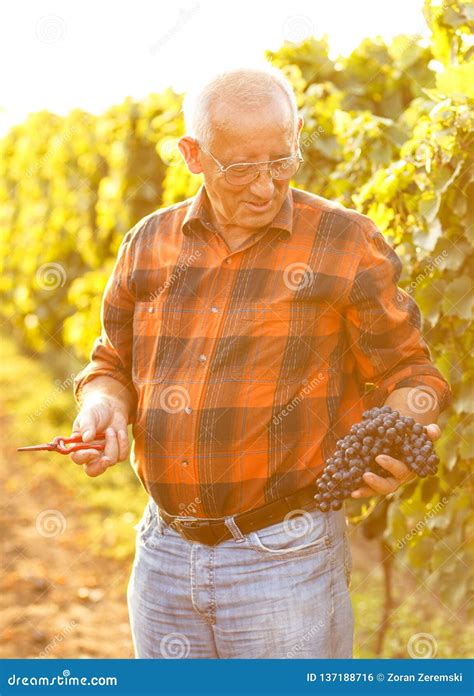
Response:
[383,386,440,424]
[77,375,134,419]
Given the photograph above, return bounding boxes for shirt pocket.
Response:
[229,302,317,385]
[132,299,179,385]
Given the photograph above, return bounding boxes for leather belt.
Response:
[158,483,319,546]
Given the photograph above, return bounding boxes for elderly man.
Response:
[71,67,452,659]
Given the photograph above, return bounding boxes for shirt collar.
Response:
[182,184,294,239]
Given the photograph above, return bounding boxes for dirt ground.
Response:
[0,427,135,659]
[0,411,382,660]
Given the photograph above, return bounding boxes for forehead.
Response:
[209,97,295,160]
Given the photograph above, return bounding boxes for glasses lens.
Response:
[224,155,302,185]
[270,156,300,180]
[225,164,258,186]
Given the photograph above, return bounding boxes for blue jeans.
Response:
[127,497,354,658]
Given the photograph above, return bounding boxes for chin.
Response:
[246,211,275,226]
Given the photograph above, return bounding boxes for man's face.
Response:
[181,96,301,231]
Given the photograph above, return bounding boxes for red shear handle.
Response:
[53,433,106,454]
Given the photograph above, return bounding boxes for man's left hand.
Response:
[350,423,441,499]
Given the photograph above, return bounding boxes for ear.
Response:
[178,136,203,175]
[297,115,304,133]
[296,115,304,142]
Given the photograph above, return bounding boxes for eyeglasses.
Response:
[198,143,303,186]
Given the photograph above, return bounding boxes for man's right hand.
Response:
[70,397,130,477]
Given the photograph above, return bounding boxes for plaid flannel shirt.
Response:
[73,185,452,517]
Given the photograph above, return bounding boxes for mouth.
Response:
[244,199,274,213]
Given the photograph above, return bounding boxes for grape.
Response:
[314,406,440,512]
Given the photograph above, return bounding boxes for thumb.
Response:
[426,423,441,442]
[76,404,110,442]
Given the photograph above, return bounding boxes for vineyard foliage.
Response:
[0,0,472,611]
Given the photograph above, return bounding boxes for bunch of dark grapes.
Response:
[314,406,439,512]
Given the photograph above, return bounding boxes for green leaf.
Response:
[454,381,474,415]
[407,536,435,568]
[418,192,441,222]
[432,161,463,194]
[436,64,474,99]
[415,280,446,325]
[413,217,442,251]
[387,504,407,544]
[433,238,468,271]
[442,276,474,320]
[459,421,474,459]
[436,428,458,471]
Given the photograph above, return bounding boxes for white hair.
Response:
[182,66,298,146]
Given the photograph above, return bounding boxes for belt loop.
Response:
[224,516,245,543]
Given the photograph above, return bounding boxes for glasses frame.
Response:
[198,142,304,186]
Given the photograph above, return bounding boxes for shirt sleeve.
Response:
[344,219,452,415]
[73,226,138,424]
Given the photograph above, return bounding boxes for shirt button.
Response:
[148,307,154,313]
[210,306,219,313]
[226,258,232,265]
[198,354,207,362]
[184,406,193,414]
[180,460,189,468]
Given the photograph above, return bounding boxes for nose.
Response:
[248,168,275,199]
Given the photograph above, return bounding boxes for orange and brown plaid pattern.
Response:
[73,185,452,517]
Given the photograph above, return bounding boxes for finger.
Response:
[375,454,415,482]
[77,412,98,442]
[360,471,399,495]
[426,423,441,442]
[83,460,110,477]
[70,448,105,465]
[351,486,377,498]
[70,418,81,436]
[117,428,130,461]
[101,427,118,466]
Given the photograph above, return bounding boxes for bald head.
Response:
[183,67,298,147]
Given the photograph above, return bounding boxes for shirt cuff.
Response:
[73,364,138,425]
[363,365,453,415]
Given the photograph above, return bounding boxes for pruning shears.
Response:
[17,432,106,455]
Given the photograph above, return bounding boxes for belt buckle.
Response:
[171,516,202,532]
